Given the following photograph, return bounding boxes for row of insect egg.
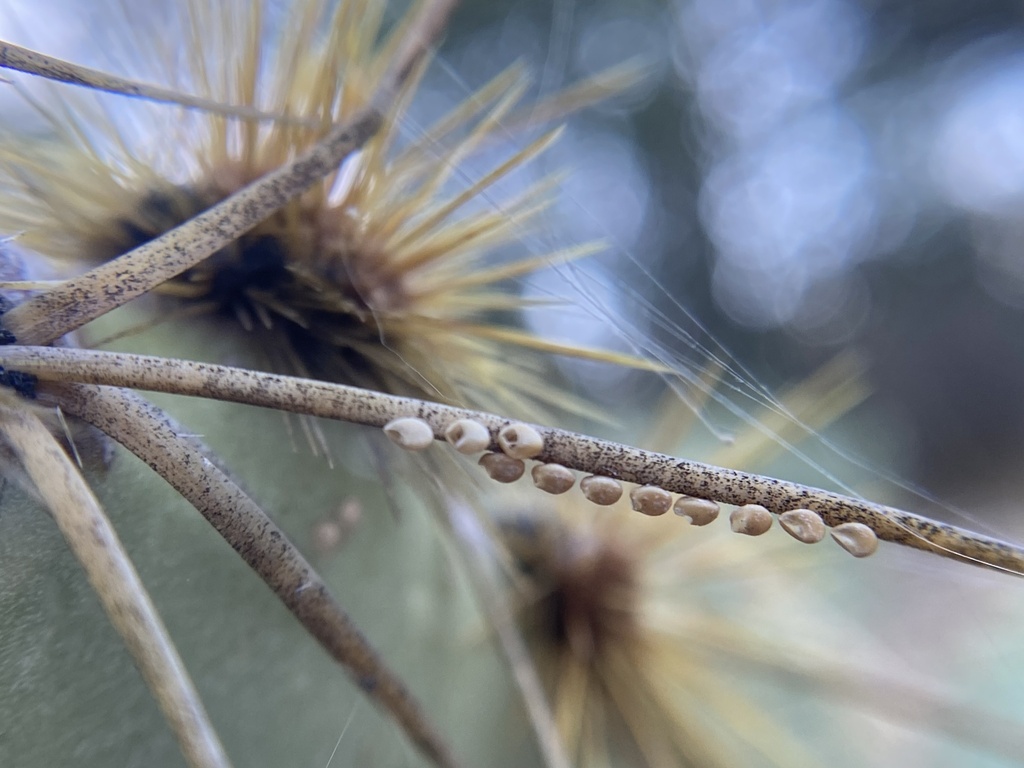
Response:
[382,416,877,558]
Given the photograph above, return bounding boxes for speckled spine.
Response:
[5,345,1021,574]
[46,381,462,768]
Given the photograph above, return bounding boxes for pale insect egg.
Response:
[831,522,879,558]
[382,417,434,451]
[311,520,343,556]
[730,504,773,536]
[497,422,544,459]
[673,496,720,526]
[579,475,623,506]
[531,463,575,494]
[444,418,491,454]
[778,508,827,544]
[629,485,673,516]
[479,452,526,483]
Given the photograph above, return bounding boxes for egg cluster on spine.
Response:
[381,416,880,559]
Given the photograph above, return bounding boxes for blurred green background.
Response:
[439,0,1024,508]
